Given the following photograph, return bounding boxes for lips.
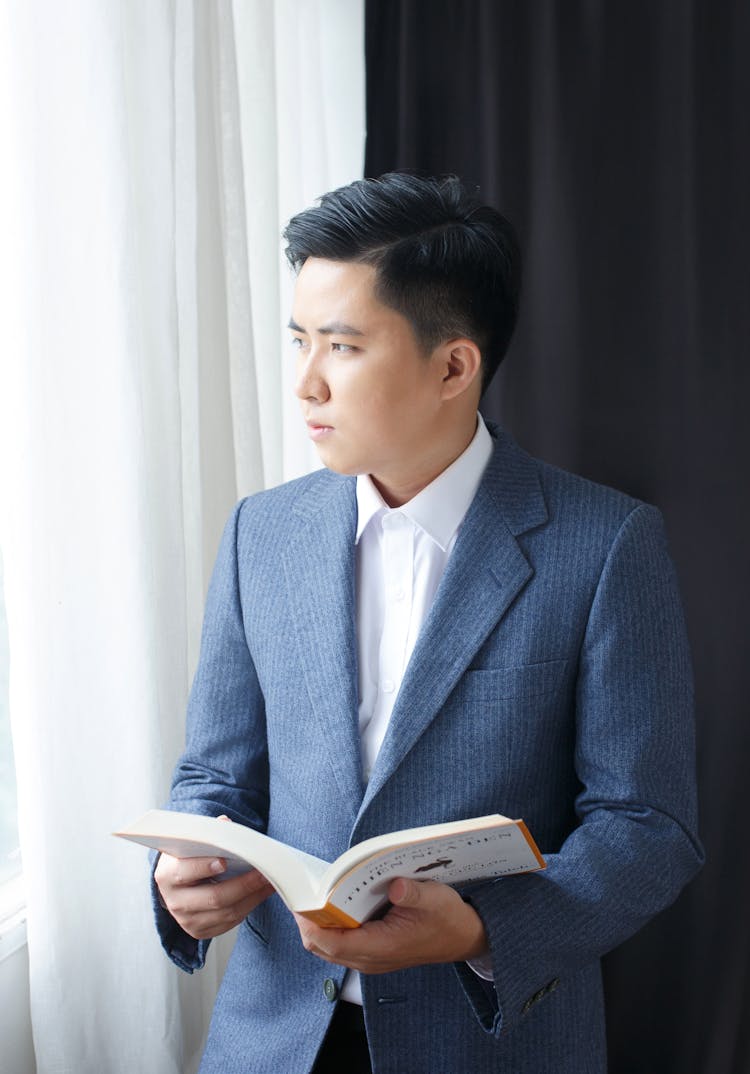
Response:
[306,420,334,441]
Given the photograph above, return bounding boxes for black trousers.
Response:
[312,1001,372,1073]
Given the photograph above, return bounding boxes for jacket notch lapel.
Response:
[282,476,364,817]
[358,430,549,816]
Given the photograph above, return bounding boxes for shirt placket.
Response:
[369,511,414,764]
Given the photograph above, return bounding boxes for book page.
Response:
[114,810,330,910]
[326,822,542,923]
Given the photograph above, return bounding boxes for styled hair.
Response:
[282,172,521,392]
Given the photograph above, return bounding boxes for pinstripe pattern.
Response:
[153,426,702,1073]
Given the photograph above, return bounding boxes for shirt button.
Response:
[323,978,338,1002]
[390,587,405,602]
[381,679,395,693]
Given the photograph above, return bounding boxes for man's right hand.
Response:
[154,852,274,940]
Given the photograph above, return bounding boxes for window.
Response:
[0,546,23,943]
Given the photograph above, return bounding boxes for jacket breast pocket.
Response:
[447,659,574,815]
[458,659,569,704]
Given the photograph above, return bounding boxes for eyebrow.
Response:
[287,318,365,337]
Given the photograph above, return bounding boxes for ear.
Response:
[437,339,483,401]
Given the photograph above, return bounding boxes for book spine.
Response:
[516,820,546,870]
[298,904,361,929]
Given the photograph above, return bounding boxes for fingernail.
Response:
[209,859,224,874]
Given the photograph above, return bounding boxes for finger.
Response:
[293,914,379,969]
[170,872,275,939]
[388,877,424,907]
[217,868,274,899]
[294,915,339,956]
[156,852,228,888]
[173,867,271,912]
[189,878,274,931]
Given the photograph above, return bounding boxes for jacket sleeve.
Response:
[454,503,704,1036]
[150,499,270,972]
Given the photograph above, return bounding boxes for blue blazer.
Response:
[154,425,702,1074]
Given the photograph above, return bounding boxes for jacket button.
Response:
[323,978,338,1002]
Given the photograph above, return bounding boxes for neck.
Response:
[371,413,479,508]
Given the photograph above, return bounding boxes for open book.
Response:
[115,809,545,928]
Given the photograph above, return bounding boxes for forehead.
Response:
[292,258,383,324]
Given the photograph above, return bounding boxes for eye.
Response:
[331,341,357,353]
[290,335,308,351]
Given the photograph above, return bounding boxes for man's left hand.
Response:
[294,878,488,973]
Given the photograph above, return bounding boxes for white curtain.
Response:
[0,2,364,1071]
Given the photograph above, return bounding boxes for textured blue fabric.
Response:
[152,426,703,1073]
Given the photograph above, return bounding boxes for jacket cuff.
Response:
[149,850,210,974]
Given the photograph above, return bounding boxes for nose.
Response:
[294,345,330,403]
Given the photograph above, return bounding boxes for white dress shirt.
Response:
[341,414,494,1004]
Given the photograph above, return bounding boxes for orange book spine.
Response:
[297,903,362,929]
[516,820,546,870]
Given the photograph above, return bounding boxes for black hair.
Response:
[282,172,521,392]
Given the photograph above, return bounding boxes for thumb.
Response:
[389,877,423,907]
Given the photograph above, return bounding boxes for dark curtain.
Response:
[365,2,750,1071]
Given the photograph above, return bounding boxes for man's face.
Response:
[290,257,451,502]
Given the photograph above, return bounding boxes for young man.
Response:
[153,174,702,1073]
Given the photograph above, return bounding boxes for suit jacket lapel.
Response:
[359,430,549,815]
[281,473,365,821]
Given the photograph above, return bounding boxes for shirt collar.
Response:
[355,414,494,549]
[355,470,388,542]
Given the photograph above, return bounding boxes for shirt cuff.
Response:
[466,952,494,981]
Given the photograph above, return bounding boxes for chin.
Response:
[323,461,366,477]
[315,448,366,477]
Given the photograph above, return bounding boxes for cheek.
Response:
[335,357,433,431]
[342,379,393,423]
[358,393,409,441]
